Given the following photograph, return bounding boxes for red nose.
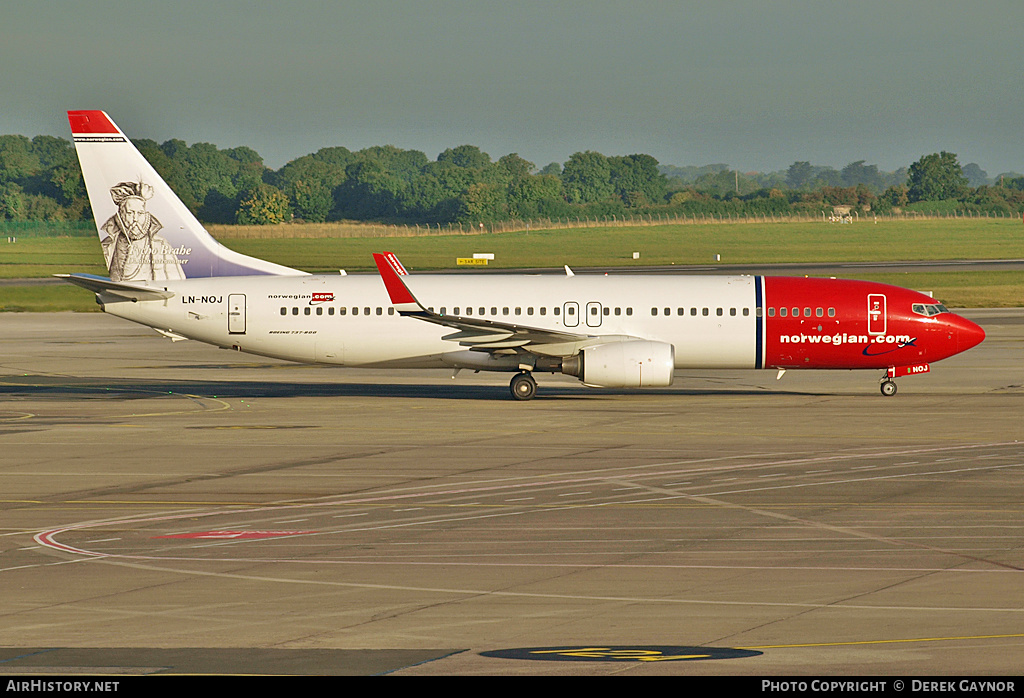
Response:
[951,314,986,353]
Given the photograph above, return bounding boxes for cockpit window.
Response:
[912,303,949,317]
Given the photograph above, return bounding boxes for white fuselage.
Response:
[103,273,759,369]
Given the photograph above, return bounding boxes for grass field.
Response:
[213,217,1024,272]
[852,271,1024,308]
[0,285,100,313]
[1,217,1022,310]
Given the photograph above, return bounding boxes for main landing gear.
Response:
[880,379,898,397]
[510,372,538,401]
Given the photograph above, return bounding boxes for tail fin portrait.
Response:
[67,110,306,281]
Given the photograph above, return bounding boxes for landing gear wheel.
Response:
[880,380,897,397]
[510,372,538,401]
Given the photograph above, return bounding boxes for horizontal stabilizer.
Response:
[55,273,175,301]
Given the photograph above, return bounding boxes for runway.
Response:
[0,310,1022,675]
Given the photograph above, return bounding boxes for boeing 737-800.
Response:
[59,110,985,400]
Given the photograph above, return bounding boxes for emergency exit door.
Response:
[867,293,886,335]
[228,294,246,334]
[563,301,579,327]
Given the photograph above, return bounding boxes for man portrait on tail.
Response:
[101,181,186,281]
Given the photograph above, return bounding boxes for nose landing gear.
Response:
[880,364,930,396]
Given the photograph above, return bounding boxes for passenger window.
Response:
[690,307,697,316]
[364,307,371,315]
[677,308,685,316]
[768,307,775,317]
[828,308,835,317]
[280,307,287,315]
[491,307,497,315]
[388,307,394,315]
[540,307,547,316]
[664,307,670,316]
[340,307,346,315]
[730,308,736,316]
[743,308,749,316]
[304,307,311,315]
[815,308,823,317]
[554,307,560,316]
[804,307,811,317]
[292,307,299,315]
[527,307,534,315]
[316,307,323,315]
[626,308,632,316]
[328,307,335,316]
[615,307,621,316]
[479,307,485,315]
[651,307,657,316]
[515,307,521,315]
[376,307,383,315]
[702,308,709,316]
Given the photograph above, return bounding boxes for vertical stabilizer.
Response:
[68,110,306,280]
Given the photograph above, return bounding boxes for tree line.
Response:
[2,131,1024,226]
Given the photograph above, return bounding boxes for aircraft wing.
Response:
[55,273,176,301]
[372,252,601,351]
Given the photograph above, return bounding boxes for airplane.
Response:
[59,110,986,400]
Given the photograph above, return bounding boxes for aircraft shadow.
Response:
[0,375,831,402]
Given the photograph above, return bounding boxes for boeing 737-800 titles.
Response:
[59,111,985,400]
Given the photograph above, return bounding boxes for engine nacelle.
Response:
[562,340,675,388]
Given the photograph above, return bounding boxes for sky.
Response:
[6,1,1024,176]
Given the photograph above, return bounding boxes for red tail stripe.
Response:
[67,110,119,134]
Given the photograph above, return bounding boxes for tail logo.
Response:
[68,110,308,280]
[101,180,186,282]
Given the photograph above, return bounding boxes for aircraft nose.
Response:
[951,314,986,353]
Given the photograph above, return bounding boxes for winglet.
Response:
[382,251,409,276]
[372,251,420,313]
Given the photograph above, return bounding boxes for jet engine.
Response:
[561,340,675,388]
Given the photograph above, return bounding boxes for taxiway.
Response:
[0,310,1021,675]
